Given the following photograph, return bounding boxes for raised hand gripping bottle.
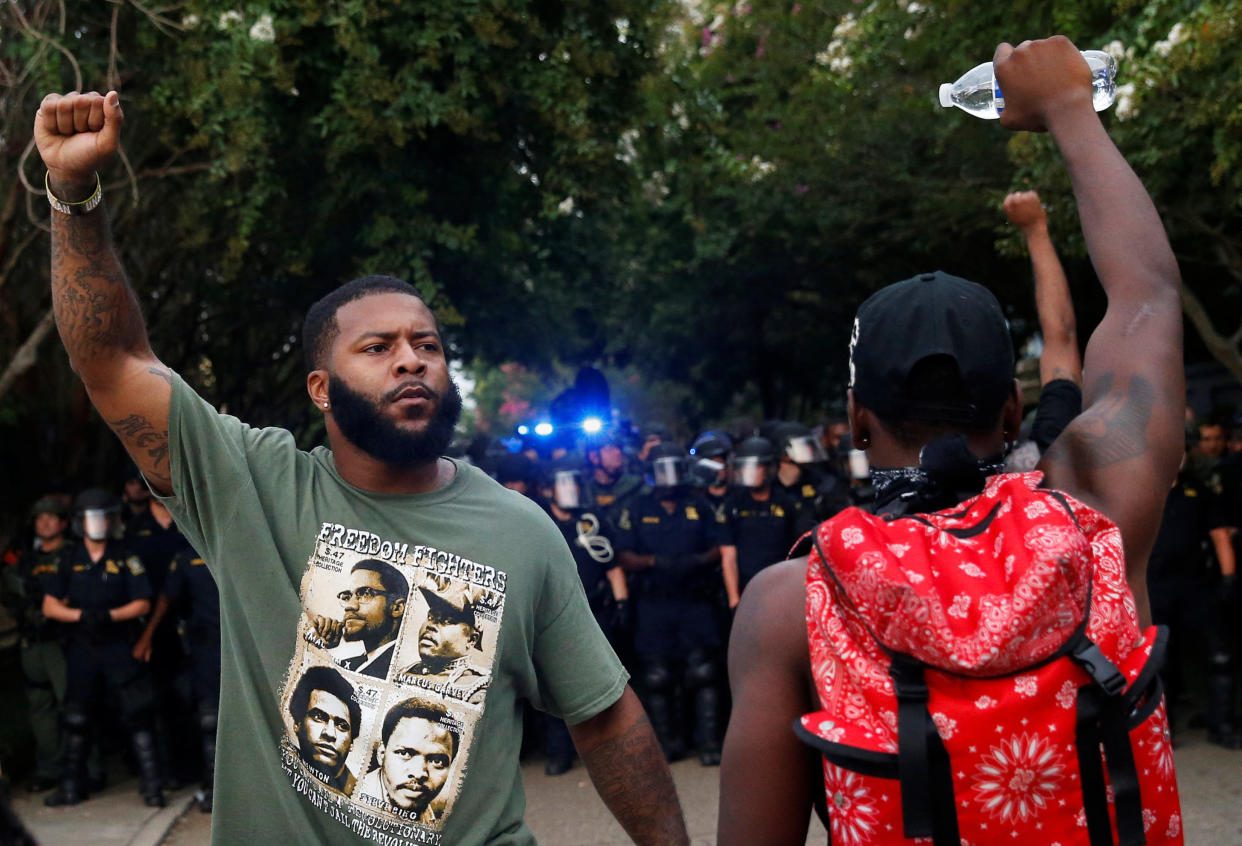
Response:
[938,49,1116,119]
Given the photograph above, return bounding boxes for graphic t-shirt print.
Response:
[278,522,507,845]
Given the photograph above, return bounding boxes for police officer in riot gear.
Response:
[134,542,221,810]
[40,489,165,807]
[584,428,644,530]
[771,422,850,535]
[616,443,728,765]
[689,430,733,519]
[0,498,71,792]
[721,437,798,598]
[540,456,631,775]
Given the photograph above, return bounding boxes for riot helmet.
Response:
[690,430,733,460]
[689,430,732,487]
[648,442,688,489]
[73,488,121,541]
[776,423,828,466]
[732,437,778,489]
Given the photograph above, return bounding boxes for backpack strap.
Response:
[889,655,960,846]
[1069,631,1146,846]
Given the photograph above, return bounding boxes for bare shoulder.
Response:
[730,557,811,674]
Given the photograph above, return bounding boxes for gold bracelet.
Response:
[45,171,103,216]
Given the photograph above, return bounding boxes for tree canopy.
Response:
[2,0,1240,536]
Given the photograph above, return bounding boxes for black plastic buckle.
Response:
[1072,640,1126,696]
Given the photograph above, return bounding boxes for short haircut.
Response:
[352,558,409,599]
[381,697,459,758]
[875,355,993,449]
[301,275,433,371]
[289,665,362,739]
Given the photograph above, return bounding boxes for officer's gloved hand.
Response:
[1221,573,1239,607]
[672,552,706,572]
[609,598,632,635]
[79,608,111,633]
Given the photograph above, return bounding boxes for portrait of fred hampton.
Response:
[396,583,490,704]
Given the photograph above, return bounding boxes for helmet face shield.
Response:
[81,509,111,541]
[732,456,770,488]
[848,449,870,480]
[552,469,583,510]
[785,435,827,465]
[687,457,726,487]
[651,456,685,488]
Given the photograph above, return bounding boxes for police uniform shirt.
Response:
[547,507,613,601]
[614,493,727,595]
[163,546,219,637]
[125,510,189,593]
[722,486,798,583]
[1149,474,1227,580]
[16,543,70,642]
[584,474,644,526]
[44,541,152,637]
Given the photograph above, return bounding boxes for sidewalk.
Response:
[12,730,1242,845]
[9,778,197,846]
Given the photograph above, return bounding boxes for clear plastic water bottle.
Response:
[938,50,1117,119]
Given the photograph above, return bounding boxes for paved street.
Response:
[11,727,1239,845]
[152,729,1239,845]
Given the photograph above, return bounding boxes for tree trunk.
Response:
[0,306,56,401]
[1181,282,1242,384]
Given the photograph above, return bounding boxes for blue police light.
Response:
[581,416,604,434]
[534,422,555,437]
[517,425,529,436]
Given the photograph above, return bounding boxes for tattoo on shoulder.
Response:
[108,414,171,483]
[1043,373,1154,470]
[148,366,173,385]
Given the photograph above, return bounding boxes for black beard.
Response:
[328,376,462,470]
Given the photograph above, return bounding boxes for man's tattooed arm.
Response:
[50,194,175,493]
[49,193,151,366]
[569,687,690,846]
[107,414,171,485]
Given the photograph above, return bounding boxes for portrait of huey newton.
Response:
[302,275,463,470]
[288,665,363,795]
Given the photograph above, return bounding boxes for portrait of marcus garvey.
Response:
[397,582,490,705]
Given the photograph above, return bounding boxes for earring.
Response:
[323,402,329,409]
[857,435,870,448]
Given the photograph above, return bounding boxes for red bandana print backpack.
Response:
[797,472,1181,846]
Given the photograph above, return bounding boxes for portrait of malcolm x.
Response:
[310,558,409,678]
[288,665,362,795]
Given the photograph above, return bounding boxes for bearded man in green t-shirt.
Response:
[34,88,689,846]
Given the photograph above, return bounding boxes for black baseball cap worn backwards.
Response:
[849,271,1014,429]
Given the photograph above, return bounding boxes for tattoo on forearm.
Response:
[1044,373,1154,469]
[578,712,689,845]
[108,414,171,483]
[51,207,148,358]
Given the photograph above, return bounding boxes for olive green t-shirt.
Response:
[159,374,627,845]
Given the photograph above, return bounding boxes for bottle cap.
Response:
[938,83,953,108]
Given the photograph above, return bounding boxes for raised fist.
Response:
[994,36,1094,133]
[1003,190,1047,233]
[34,90,124,189]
